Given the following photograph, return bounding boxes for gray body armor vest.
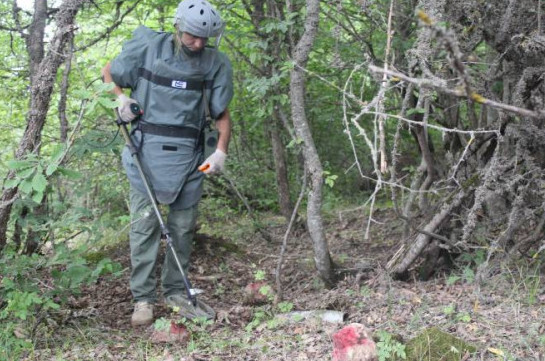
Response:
[110,26,233,206]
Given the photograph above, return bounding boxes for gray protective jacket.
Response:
[110,26,233,207]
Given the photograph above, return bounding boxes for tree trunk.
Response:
[270,109,293,218]
[0,0,88,252]
[58,36,74,143]
[289,0,334,286]
[27,0,47,85]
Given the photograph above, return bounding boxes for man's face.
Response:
[180,32,208,52]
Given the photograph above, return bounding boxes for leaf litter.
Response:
[25,210,545,360]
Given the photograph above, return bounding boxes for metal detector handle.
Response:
[116,103,142,155]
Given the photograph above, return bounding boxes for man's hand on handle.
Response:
[198,149,226,175]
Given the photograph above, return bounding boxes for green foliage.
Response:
[455,312,472,323]
[277,301,294,313]
[443,303,456,317]
[258,284,274,300]
[524,270,541,305]
[245,309,270,332]
[3,148,76,205]
[254,269,267,281]
[459,249,485,267]
[0,245,121,360]
[323,170,339,188]
[153,317,171,332]
[245,301,297,332]
[446,274,461,286]
[376,330,407,361]
[405,327,476,361]
[73,82,118,113]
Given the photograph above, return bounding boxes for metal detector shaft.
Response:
[117,107,197,307]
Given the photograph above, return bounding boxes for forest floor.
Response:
[26,208,545,361]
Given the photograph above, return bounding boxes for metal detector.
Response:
[116,104,198,309]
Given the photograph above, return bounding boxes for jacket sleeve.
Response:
[209,52,234,119]
[110,26,154,89]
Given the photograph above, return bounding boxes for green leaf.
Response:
[19,179,33,194]
[73,89,93,99]
[31,173,47,192]
[31,191,43,204]
[254,270,266,281]
[94,82,115,93]
[97,96,119,109]
[45,299,60,310]
[3,178,20,189]
[153,317,171,331]
[65,264,92,287]
[286,137,303,149]
[18,167,35,180]
[49,144,65,164]
[45,163,58,176]
[7,160,34,171]
[87,99,98,113]
[56,167,82,179]
[280,60,295,72]
[1,277,15,291]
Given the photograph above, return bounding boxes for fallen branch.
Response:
[397,214,456,247]
[389,189,468,275]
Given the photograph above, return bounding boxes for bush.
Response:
[0,244,121,360]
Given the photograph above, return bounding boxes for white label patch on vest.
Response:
[171,80,187,89]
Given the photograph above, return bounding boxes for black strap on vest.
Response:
[138,68,213,91]
[139,122,200,139]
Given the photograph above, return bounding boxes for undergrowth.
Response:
[0,244,122,361]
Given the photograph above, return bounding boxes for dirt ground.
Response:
[31,209,545,360]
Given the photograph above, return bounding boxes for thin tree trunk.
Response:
[58,36,74,143]
[27,0,47,85]
[271,108,293,218]
[289,0,334,286]
[0,0,88,252]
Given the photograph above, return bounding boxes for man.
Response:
[101,0,233,327]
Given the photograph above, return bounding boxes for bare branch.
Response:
[369,65,545,121]
[75,0,143,52]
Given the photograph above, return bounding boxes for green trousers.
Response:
[129,188,198,303]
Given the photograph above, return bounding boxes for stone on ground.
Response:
[150,320,190,344]
[332,323,377,361]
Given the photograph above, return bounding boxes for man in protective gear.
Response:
[101,0,233,327]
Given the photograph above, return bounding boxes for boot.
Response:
[131,301,154,327]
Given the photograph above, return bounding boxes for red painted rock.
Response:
[150,321,190,344]
[332,323,377,361]
[243,281,271,304]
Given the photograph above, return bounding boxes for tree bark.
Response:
[58,36,74,143]
[27,0,47,85]
[289,0,334,286]
[270,108,293,218]
[0,0,88,252]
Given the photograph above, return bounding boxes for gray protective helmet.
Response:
[174,0,224,38]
